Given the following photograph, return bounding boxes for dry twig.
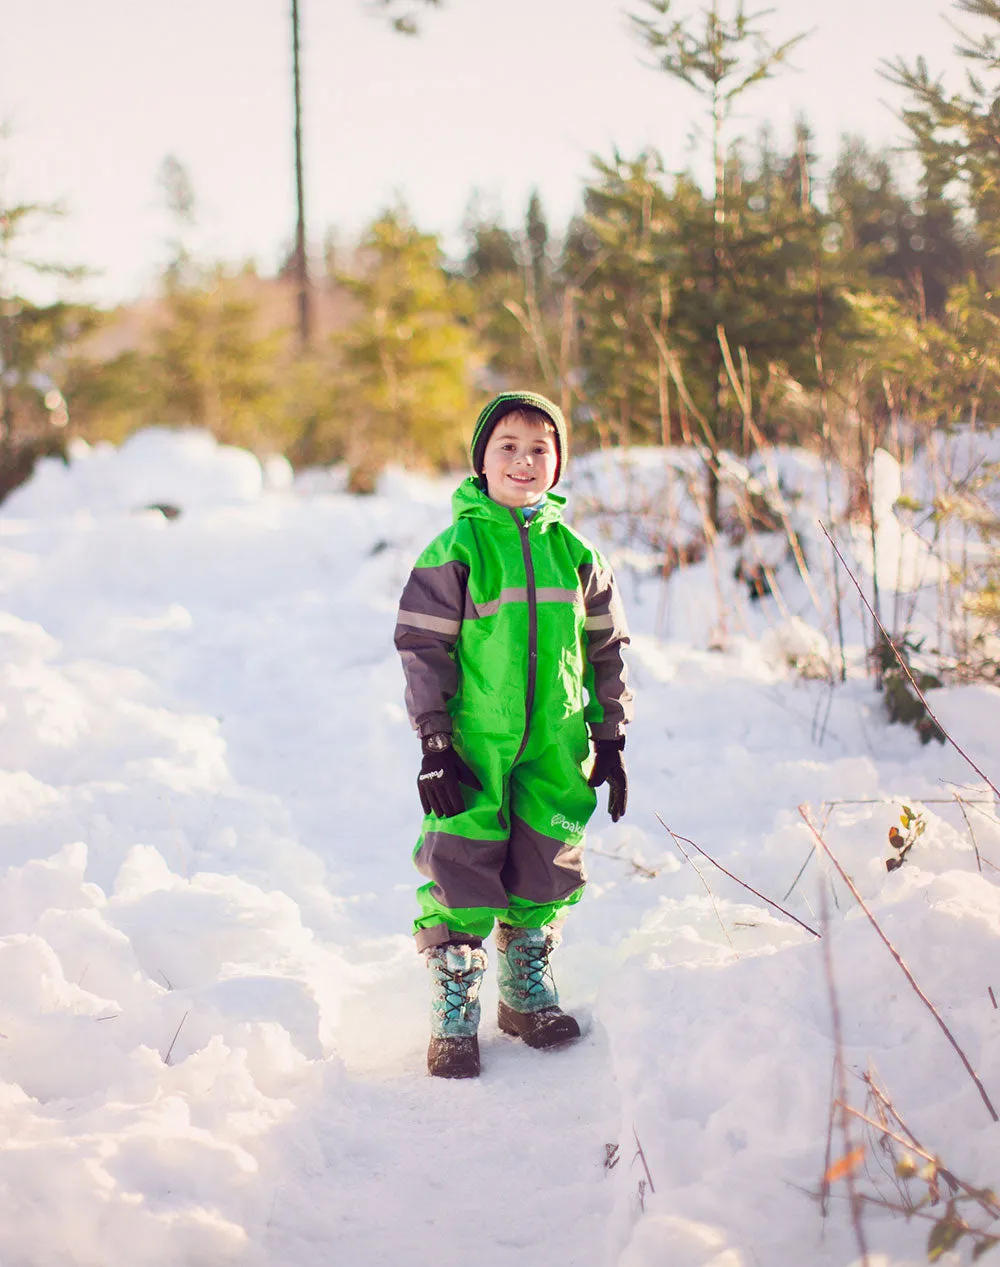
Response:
[658,817,738,956]
[799,804,998,1123]
[820,522,1000,802]
[658,817,821,939]
[633,1127,656,1195]
[583,843,659,879]
[718,324,825,621]
[952,792,985,874]
[163,1009,190,1066]
[818,883,870,1265]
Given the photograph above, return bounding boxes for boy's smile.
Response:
[482,413,559,509]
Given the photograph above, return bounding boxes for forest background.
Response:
[3,0,1000,668]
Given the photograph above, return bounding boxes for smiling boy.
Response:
[394,390,632,1078]
[480,408,559,507]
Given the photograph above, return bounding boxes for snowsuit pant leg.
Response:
[412,727,596,950]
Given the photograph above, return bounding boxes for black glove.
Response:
[418,734,483,818]
[588,736,628,822]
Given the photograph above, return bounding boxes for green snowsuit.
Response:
[395,474,632,950]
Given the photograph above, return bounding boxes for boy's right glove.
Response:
[588,736,628,822]
[418,734,483,818]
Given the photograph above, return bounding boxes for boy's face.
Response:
[482,413,559,509]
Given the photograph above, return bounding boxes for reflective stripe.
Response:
[398,609,462,637]
[404,591,589,630]
[467,586,578,620]
[468,587,528,619]
[536,587,580,605]
[585,613,615,631]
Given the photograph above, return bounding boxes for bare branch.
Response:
[658,816,821,938]
[820,522,1000,802]
[818,883,870,1264]
[799,804,998,1122]
[658,816,737,955]
[163,1010,190,1065]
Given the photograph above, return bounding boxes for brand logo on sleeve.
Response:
[551,812,585,837]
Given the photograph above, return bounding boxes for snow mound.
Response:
[2,428,264,518]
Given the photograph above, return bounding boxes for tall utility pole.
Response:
[291,0,311,347]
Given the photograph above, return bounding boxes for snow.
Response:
[1,428,999,1266]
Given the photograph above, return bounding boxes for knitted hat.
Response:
[470,391,569,487]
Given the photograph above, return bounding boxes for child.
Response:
[394,390,632,1078]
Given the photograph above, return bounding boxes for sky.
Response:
[1,0,973,307]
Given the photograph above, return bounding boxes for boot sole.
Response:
[429,1064,480,1079]
[497,1001,581,1049]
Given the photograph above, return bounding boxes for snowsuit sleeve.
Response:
[579,552,633,741]
[394,537,469,738]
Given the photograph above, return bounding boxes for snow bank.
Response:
[2,428,265,517]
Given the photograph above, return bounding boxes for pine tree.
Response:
[150,262,288,450]
[881,0,1000,415]
[525,189,551,310]
[321,207,476,490]
[628,0,809,520]
[883,1,1000,258]
[0,197,98,499]
[562,150,678,449]
[64,158,298,454]
[563,130,856,455]
[460,195,564,399]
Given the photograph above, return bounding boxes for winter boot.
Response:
[425,943,488,1078]
[495,923,581,1049]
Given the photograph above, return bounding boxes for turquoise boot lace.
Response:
[497,927,559,1013]
[427,946,486,1038]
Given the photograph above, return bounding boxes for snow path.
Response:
[2,442,1000,1266]
[1,486,625,1266]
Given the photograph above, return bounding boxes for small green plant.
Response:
[876,635,945,745]
[886,804,927,873]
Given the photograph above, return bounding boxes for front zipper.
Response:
[509,508,538,768]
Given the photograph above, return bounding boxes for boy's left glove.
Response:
[418,734,483,818]
[588,736,628,822]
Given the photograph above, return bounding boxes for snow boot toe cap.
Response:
[497,1000,581,1049]
[427,1034,481,1078]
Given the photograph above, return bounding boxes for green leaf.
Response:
[928,1214,965,1260]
